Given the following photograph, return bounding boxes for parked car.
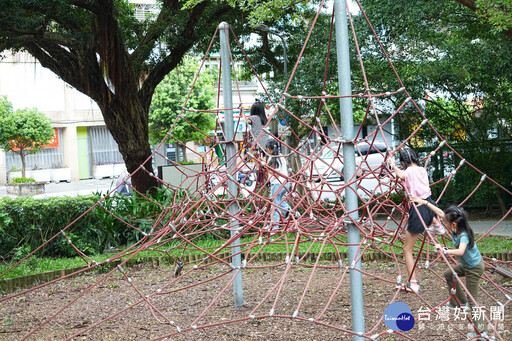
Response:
[303,142,389,183]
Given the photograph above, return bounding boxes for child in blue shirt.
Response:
[411,197,488,340]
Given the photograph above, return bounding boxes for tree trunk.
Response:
[485,194,492,216]
[19,150,27,179]
[496,191,507,216]
[181,144,188,162]
[101,101,159,195]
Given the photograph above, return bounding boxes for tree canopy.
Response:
[149,56,216,161]
[353,0,512,210]
[241,0,511,210]
[0,95,12,114]
[0,103,55,179]
[456,0,512,38]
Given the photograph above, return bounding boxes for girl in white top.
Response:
[265,139,291,228]
[246,100,269,151]
[244,100,270,186]
[388,148,442,293]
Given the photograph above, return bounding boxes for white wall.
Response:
[0,52,107,184]
[0,52,101,119]
[0,53,65,111]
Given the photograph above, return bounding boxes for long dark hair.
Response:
[444,206,475,250]
[266,139,280,169]
[399,148,420,168]
[250,99,268,125]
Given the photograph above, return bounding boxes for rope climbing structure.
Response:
[1,0,510,340]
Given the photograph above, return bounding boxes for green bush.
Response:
[10,177,36,183]
[0,195,101,258]
[0,187,194,260]
[91,186,178,248]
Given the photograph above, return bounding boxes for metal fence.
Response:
[89,126,124,165]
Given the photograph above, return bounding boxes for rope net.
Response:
[1,1,511,340]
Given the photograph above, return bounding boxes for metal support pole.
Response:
[219,22,244,307]
[334,1,365,340]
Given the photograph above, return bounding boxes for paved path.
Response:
[0,178,116,199]
[1,179,511,237]
[374,218,512,238]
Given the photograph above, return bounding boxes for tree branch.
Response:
[70,0,99,13]
[139,2,231,109]
[258,31,283,73]
[24,41,108,106]
[9,32,77,47]
[130,0,182,66]
[455,0,512,39]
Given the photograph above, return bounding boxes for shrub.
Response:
[0,187,189,260]
[0,195,101,258]
[10,177,36,183]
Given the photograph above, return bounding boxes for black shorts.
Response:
[407,197,438,234]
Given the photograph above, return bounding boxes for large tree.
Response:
[0,1,230,193]
[0,0,311,194]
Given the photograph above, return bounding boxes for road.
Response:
[0,178,116,199]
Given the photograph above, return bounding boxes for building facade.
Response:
[0,52,124,185]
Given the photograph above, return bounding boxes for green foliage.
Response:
[91,191,161,248]
[352,0,512,210]
[398,97,474,144]
[12,244,32,262]
[356,0,512,142]
[0,254,111,280]
[178,160,196,165]
[0,106,54,177]
[0,95,13,115]
[475,0,512,34]
[0,196,101,259]
[0,191,178,259]
[149,57,216,146]
[427,140,512,211]
[10,177,36,184]
[0,107,54,153]
[0,212,12,232]
[183,0,316,26]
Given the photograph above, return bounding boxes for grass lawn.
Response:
[1,234,511,280]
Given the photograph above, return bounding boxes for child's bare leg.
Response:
[404,231,420,282]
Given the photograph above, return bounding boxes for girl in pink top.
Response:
[388,148,443,294]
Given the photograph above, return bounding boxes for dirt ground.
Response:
[1,260,511,341]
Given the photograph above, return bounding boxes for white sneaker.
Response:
[467,331,493,340]
[445,301,469,311]
[407,281,420,294]
[427,224,445,235]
